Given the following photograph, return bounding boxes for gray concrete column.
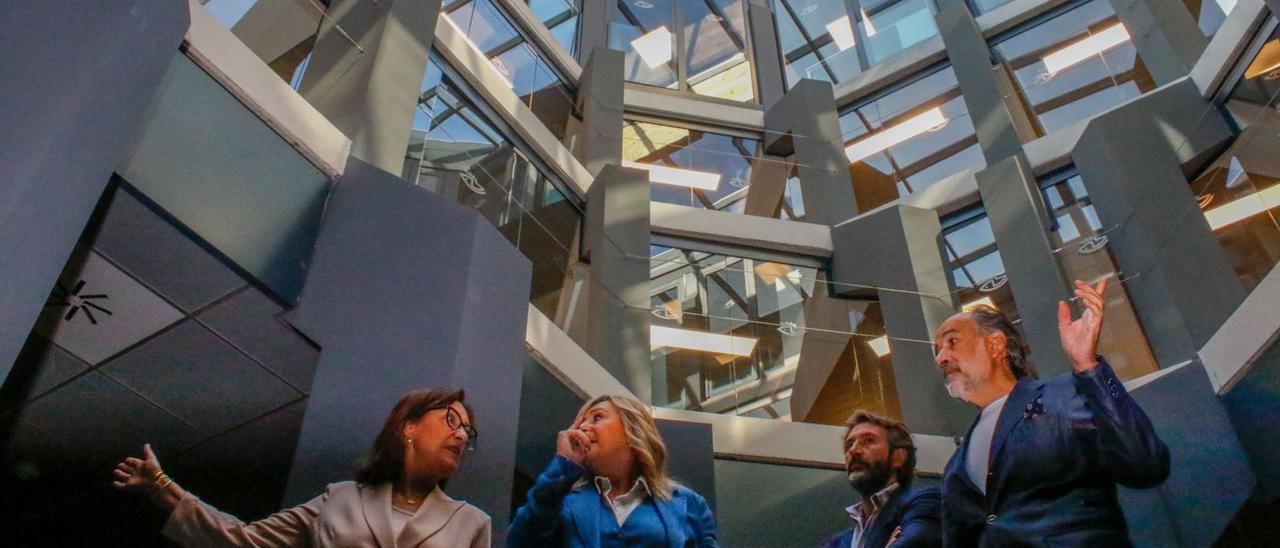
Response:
[788,284,856,423]
[283,159,532,545]
[935,6,1027,163]
[748,0,786,108]
[1109,0,1209,86]
[297,0,442,174]
[230,0,322,68]
[742,154,791,217]
[763,79,859,226]
[575,48,625,177]
[578,0,612,65]
[975,154,1075,377]
[583,165,653,402]
[0,0,188,382]
[1071,78,1244,367]
[830,205,970,435]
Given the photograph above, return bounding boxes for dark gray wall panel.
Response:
[283,159,532,544]
[0,0,188,383]
[1119,363,1255,547]
[656,419,717,513]
[117,55,330,305]
[1221,340,1280,500]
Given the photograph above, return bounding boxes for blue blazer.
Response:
[941,358,1169,547]
[818,486,941,548]
[507,455,718,547]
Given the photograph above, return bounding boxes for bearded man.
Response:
[818,411,941,548]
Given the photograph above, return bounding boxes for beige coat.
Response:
[162,481,491,547]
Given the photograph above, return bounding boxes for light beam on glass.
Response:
[1204,184,1280,230]
[867,336,891,357]
[1041,24,1130,75]
[825,16,857,51]
[651,326,758,356]
[631,26,674,68]
[623,160,722,190]
[844,107,948,163]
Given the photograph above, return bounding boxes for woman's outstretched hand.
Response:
[112,443,184,512]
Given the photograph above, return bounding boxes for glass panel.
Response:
[842,66,985,212]
[772,0,864,88]
[942,210,1020,321]
[622,120,760,210]
[406,54,583,320]
[527,0,582,55]
[1043,174,1159,380]
[610,0,680,88]
[994,0,1157,135]
[648,247,902,422]
[1196,25,1280,291]
[683,0,755,101]
[1185,0,1237,38]
[859,0,939,65]
[970,0,1015,15]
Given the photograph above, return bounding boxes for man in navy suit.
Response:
[819,411,941,548]
[933,278,1169,546]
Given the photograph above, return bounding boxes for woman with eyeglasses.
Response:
[507,394,718,547]
[111,388,490,547]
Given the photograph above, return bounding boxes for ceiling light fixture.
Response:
[631,26,673,69]
[825,16,857,51]
[867,335,891,357]
[1204,184,1280,230]
[622,160,722,190]
[651,326,757,356]
[1041,23,1130,75]
[844,107,948,163]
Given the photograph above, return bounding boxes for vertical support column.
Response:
[283,159,532,545]
[230,0,322,69]
[1108,0,1209,86]
[788,284,856,423]
[297,0,443,174]
[0,0,189,382]
[830,205,971,435]
[578,0,612,66]
[975,156,1075,377]
[742,154,790,217]
[747,0,786,108]
[935,6,1027,164]
[1071,79,1244,367]
[763,79,859,226]
[575,48,625,177]
[583,165,653,402]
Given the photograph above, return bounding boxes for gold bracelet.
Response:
[155,473,172,489]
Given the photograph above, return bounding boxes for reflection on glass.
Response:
[648,246,901,422]
[993,0,1156,135]
[1197,25,1280,291]
[772,0,938,89]
[841,66,985,212]
[941,207,1020,322]
[1042,173,1158,380]
[527,0,582,56]
[405,55,583,319]
[445,0,579,139]
[969,0,1015,15]
[622,120,760,209]
[1183,0,1237,37]
[610,0,756,102]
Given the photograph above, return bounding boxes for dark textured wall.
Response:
[1221,340,1280,500]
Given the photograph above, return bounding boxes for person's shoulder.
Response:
[324,481,361,495]
[672,484,708,502]
[819,528,854,548]
[904,484,941,499]
[454,500,493,526]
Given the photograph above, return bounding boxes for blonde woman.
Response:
[507,394,717,547]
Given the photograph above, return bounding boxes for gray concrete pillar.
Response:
[583,165,653,402]
[1071,78,1244,367]
[975,154,1075,377]
[283,159,532,545]
[578,0,612,66]
[830,205,970,435]
[935,6,1026,163]
[742,154,791,217]
[230,0,322,68]
[788,284,856,423]
[763,79,859,226]
[298,0,442,174]
[575,48,625,177]
[748,0,786,108]
[0,0,188,383]
[1109,0,1209,86]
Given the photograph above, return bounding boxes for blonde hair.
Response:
[573,394,677,500]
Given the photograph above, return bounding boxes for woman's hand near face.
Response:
[555,426,591,466]
[112,443,185,512]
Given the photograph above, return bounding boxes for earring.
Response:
[406,438,414,444]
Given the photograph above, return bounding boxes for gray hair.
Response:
[968,306,1036,379]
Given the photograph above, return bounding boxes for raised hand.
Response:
[555,425,591,466]
[112,444,183,511]
[1058,278,1108,372]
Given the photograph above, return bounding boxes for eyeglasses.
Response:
[442,406,479,451]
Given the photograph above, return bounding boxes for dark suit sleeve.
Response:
[1072,357,1170,488]
[891,487,942,548]
[506,455,584,547]
[684,489,719,548]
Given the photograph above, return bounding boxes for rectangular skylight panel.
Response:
[1041,24,1130,74]
[622,161,722,190]
[651,326,757,356]
[844,107,947,163]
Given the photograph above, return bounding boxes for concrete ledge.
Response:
[976,0,1075,38]
[183,0,350,178]
[1200,261,1280,393]
[1191,0,1271,98]
[434,11,594,197]
[650,202,834,257]
[624,86,766,131]
[834,36,948,108]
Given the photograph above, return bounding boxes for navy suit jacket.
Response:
[818,485,941,548]
[941,358,1169,547]
[507,455,717,547]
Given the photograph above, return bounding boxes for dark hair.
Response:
[968,305,1036,380]
[845,410,917,487]
[354,388,470,486]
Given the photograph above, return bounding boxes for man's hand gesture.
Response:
[1058,278,1107,373]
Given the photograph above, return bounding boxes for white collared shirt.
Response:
[966,394,1009,494]
[844,482,900,548]
[594,476,652,526]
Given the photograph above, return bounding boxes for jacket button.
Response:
[986,514,997,524]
